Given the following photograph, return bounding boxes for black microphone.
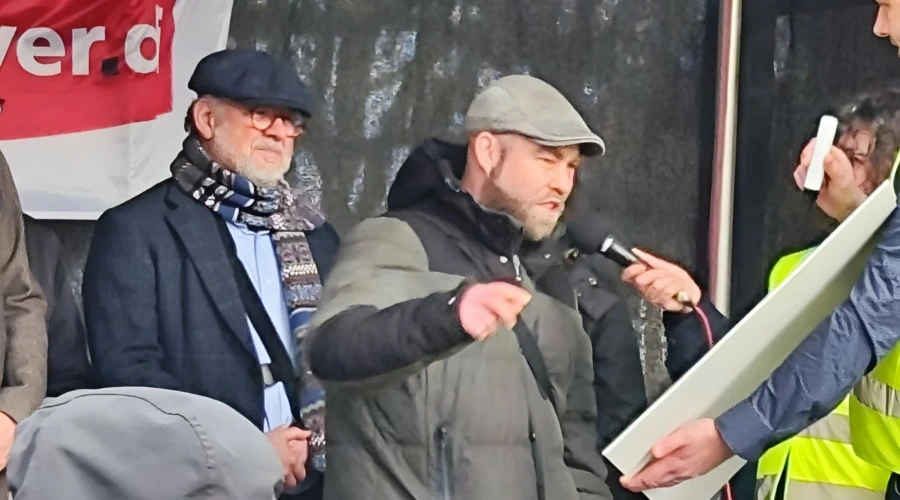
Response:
[564,188,641,268]
[597,234,640,268]
[563,189,694,308]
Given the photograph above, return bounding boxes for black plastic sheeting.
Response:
[227,0,719,397]
[45,0,720,398]
[42,1,900,401]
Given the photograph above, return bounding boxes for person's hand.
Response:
[288,436,310,483]
[0,412,16,470]
[457,282,532,340]
[620,418,733,492]
[794,138,867,222]
[266,425,312,489]
[621,249,701,312]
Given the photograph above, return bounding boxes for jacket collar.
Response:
[387,138,526,256]
[519,224,572,281]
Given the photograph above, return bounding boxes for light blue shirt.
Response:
[226,222,295,432]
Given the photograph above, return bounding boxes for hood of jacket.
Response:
[387,138,529,256]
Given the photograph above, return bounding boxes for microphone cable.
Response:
[677,296,733,500]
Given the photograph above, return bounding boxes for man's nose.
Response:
[263,117,291,140]
[550,164,575,196]
[874,7,890,38]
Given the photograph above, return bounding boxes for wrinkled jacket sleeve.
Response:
[0,151,47,422]
[716,207,900,461]
[305,217,472,388]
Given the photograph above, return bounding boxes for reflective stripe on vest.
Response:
[850,343,900,472]
[777,481,885,500]
[849,149,900,472]
[757,249,892,499]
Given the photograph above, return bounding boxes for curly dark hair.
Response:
[835,88,900,183]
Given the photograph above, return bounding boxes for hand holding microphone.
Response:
[564,189,701,312]
[620,249,701,313]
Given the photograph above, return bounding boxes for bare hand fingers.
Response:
[652,428,690,459]
[631,269,672,289]
[620,457,683,492]
[470,308,501,340]
[282,427,311,441]
[621,262,648,283]
[823,147,855,185]
[660,281,692,311]
[646,276,676,302]
[631,248,678,271]
[482,297,523,330]
[283,468,298,489]
[488,282,532,308]
[799,138,815,166]
[483,284,531,316]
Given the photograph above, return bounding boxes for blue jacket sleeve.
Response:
[716,207,900,461]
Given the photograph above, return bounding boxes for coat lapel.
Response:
[164,184,256,357]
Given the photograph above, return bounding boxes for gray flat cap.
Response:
[9,388,284,500]
[464,75,606,156]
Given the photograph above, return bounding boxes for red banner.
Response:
[0,0,177,140]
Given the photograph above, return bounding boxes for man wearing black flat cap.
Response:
[82,49,338,499]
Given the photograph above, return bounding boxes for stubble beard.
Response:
[482,161,559,241]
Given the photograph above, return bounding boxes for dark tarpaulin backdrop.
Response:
[34,3,900,499]
[42,1,900,402]
[230,0,720,399]
[48,0,720,399]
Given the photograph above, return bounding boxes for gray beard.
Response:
[233,159,288,188]
[208,127,290,188]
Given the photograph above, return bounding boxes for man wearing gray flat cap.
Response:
[304,74,612,499]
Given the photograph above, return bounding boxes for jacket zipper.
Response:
[437,426,451,500]
[529,425,545,500]
[512,254,523,282]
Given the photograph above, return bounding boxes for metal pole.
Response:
[708,0,742,316]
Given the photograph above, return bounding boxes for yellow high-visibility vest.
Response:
[756,248,891,500]
[848,151,900,473]
[850,335,900,473]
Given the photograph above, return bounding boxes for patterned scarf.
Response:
[171,135,327,471]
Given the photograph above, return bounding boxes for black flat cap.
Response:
[189,49,315,117]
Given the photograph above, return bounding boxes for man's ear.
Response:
[471,131,503,177]
[192,98,216,140]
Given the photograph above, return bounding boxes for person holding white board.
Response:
[621,2,900,498]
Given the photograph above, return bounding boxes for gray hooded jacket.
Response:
[305,139,612,500]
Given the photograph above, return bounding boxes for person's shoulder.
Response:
[91,180,182,246]
[97,179,175,225]
[343,214,420,245]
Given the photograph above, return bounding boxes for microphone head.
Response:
[563,188,614,254]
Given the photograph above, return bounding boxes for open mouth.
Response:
[538,200,563,212]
